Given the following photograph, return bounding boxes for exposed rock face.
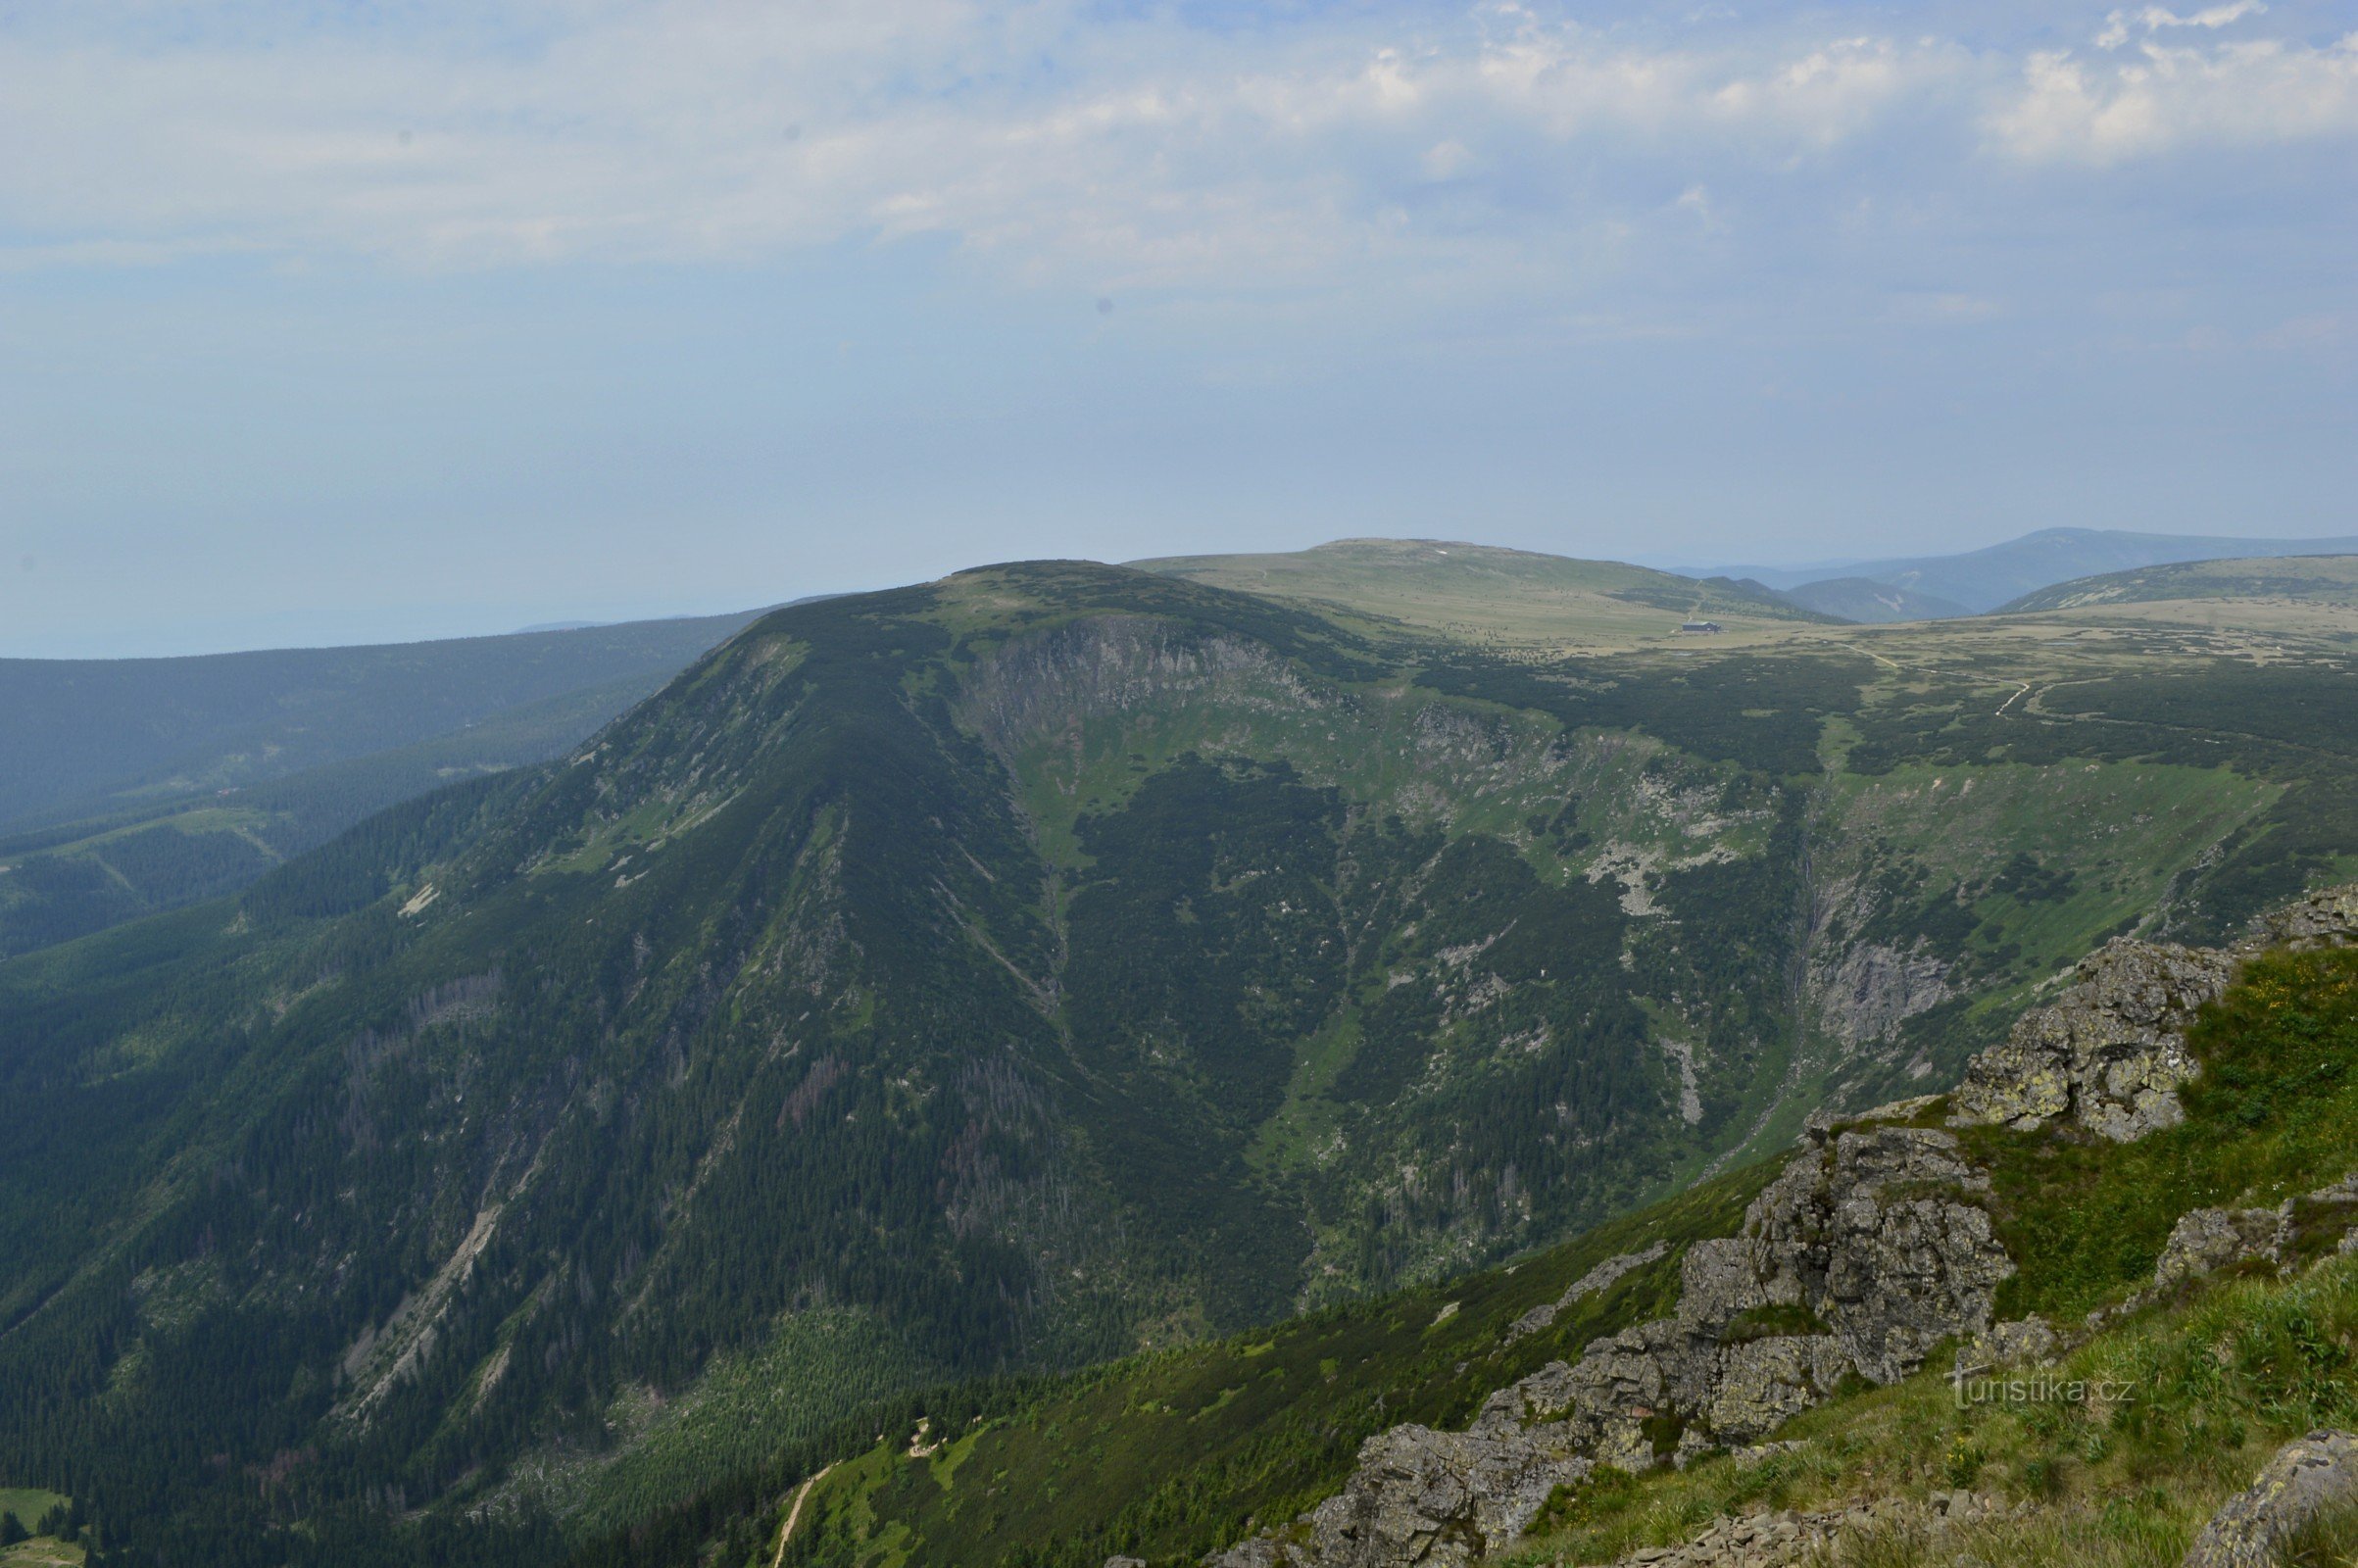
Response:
[2185,1430,2358,1568]
[2246,884,2358,953]
[1243,1422,1596,1568]
[1947,882,2358,1146]
[1207,1122,2014,1566]
[1744,1122,2013,1386]
[2152,1206,2287,1294]
[1605,1490,2016,1567]
[1948,938,2235,1141]
[1812,942,1950,1048]
[1506,1242,1668,1343]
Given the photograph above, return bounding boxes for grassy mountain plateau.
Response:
[3,538,2358,1567]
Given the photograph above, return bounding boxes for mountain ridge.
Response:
[6,554,2358,1563]
[1696,525,2358,615]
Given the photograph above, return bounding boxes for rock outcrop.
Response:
[1972,1314,2061,1368]
[1505,1242,1668,1344]
[1948,938,2235,1141]
[1604,1490,2017,1567]
[1221,1421,1596,1568]
[1206,1118,2014,1566]
[2134,1173,2358,1306]
[1948,885,2358,1144]
[2185,1429,2358,1568]
[2247,884,2358,953]
[2152,1206,2288,1294]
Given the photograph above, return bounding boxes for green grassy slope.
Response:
[591,934,2358,1568]
[780,1164,1779,1568]
[1131,539,1835,652]
[0,671,685,958]
[1774,576,1970,623]
[1727,525,2358,612]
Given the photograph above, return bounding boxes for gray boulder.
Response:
[1974,1314,2061,1367]
[2244,883,2358,953]
[1949,938,2235,1141]
[2185,1429,2358,1568]
[1203,1418,1592,1568]
[1747,1123,2014,1385]
[2152,1206,2286,1294]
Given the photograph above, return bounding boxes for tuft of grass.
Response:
[2282,1501,2358,1568]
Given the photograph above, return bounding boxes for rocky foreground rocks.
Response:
[2184,1430,2358,1568]
[1204,1113,2016,1567]
[1946,937,2234,1141]
[1604,1490,2017,1568]
[1199,885,2358,1568]
[1951,881,2358,1143]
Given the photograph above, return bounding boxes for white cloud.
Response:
[2096,2,2265,50]
[1990,33,2358,164]
[0,1,2350,285]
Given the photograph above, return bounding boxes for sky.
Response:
[1,0,2353,657]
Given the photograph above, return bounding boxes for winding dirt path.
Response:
[769,1462,836,1568]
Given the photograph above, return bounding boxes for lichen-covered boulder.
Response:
[1203,1418,1594,1568]
[2245,883,2358,953]
[2185,1430,2358,1568]
[1700,1336,1850,1443]
[1748,1124,2013,1385]
[1949,938,2235,1141]
[2153,1206,2286,1294]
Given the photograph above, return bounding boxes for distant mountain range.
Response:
[1998,553,2358,614]
[1765,576,1971,622]
[1698,526,2358,619]
[0,609,771,957]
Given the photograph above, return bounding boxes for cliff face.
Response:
[1204,882,2358,1568]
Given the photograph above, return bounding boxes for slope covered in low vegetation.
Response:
[702,919,2358,1568]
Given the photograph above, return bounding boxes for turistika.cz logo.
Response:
[1948,1359,2137,1410]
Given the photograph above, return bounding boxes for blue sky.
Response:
[1,0,2352,656]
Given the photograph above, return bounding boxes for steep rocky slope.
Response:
[1195,885,2358,1568]
[755,880,2358,1568]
